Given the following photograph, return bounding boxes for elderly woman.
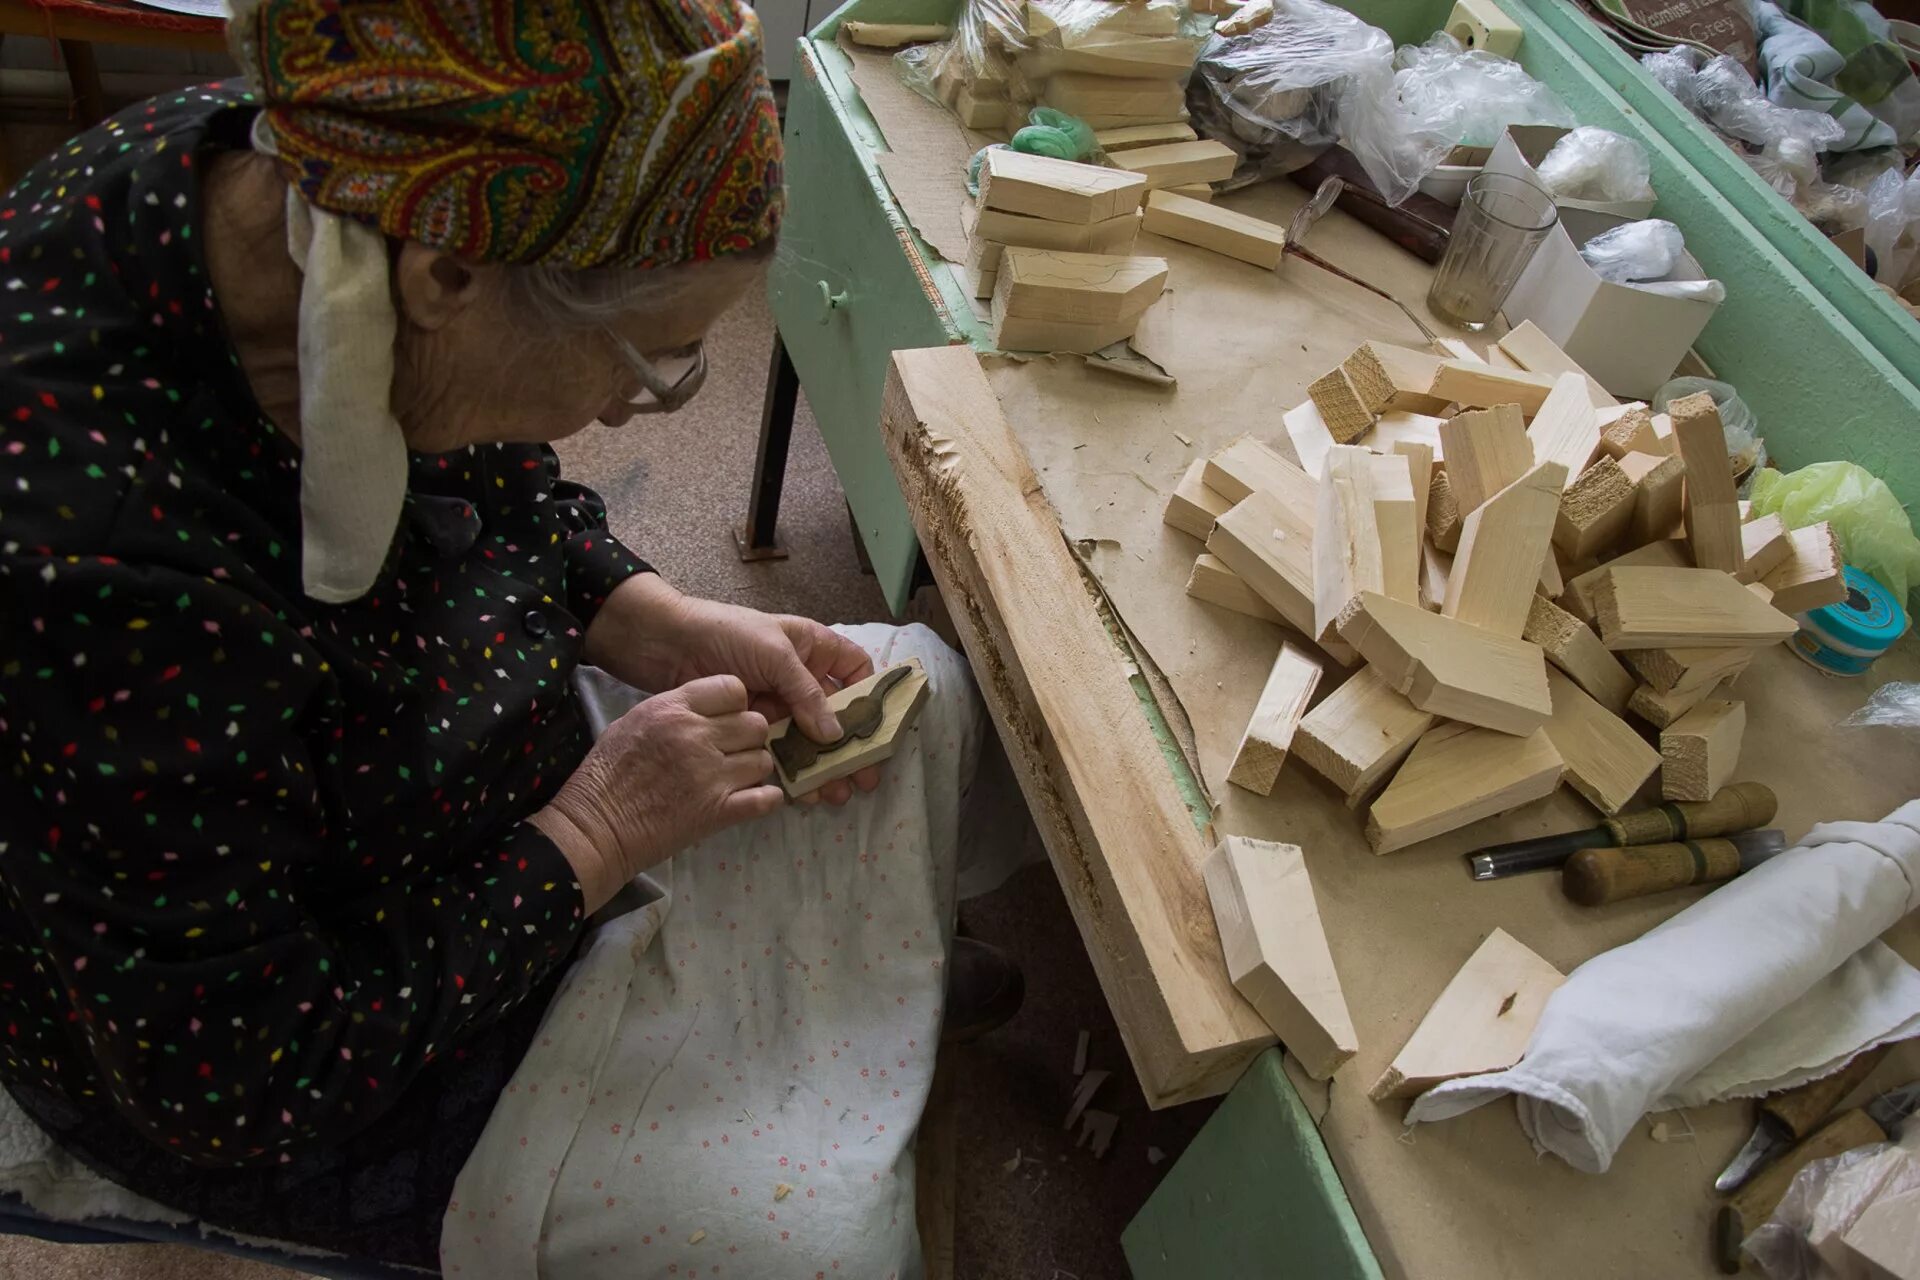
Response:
[0,0,1019,1274]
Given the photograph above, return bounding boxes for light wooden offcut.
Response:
[1370,928,1566,1100]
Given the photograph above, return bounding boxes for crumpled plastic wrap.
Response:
[1745,136,1869,230]
[1392,33,1575,150]
[1642,47,1847,152]
[1536,126,1654,205]
[1749,460,1920,602]
[1863,165,1920,288]
[1841,683,1920,731]
[1744,1125,1920,1278]
[1580,218,1687,281]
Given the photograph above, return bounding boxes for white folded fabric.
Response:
[1407,802,1920,1173]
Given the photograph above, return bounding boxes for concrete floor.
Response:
[0,255,1214,1280]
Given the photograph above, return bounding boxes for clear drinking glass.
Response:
[1427,173,1559,331]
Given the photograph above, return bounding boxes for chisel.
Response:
[1466,782,1778,881]
[1561,828,1787,906]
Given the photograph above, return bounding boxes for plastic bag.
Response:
[1744,137,1868,231]
[1642,47,1702,114]
[1840,683,1920,731]
[1653,377,1765,477]
[1691,54,1848,151]
[1536,126,1655,204]
[1749,461,1920,601]
[1392,33,1575,150]
[1580,218,1687,281]
[1863,166,1920,287]
[1743,1126,1920,1278]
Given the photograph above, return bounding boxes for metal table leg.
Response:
[734,331,798,562]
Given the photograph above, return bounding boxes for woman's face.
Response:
[388,248,769,453]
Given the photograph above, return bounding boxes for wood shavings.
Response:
[1078,1108,1120,1158]
[1002,1149,1023,1173]
[1174,431,1194,446]
[1063,1068,1110,1131]
[1072,1029,1089,1076]
[774,1183,793,1201]
[688,1229,707,1245]
[1147,1146,1166,1165]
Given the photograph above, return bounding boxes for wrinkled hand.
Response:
[533,675,781,910]
[585,576,881,805]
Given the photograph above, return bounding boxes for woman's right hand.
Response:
[529,675,784,911]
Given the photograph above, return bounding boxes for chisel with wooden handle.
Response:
[1467,783,1778,880]
[1561,829,1786,906]
[1714,1043,1894,1192]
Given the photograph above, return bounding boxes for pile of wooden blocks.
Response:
[1165,322,1847,855]
[1023,0,1196,128]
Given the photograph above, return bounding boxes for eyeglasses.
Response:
[605,332,709,415]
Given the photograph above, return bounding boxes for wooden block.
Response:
[1432,337,1484,363]
[1437,404,1531,514]
[1336,592,1553,736]
[994,247,1168,324]
[1591,567,1799,649]
[1496,321,1616,408]
[1313,445,1387,638]
[1227,642,1323,794]
[1524,593,1635,716]
[990,288,1139,353]
[1628,677,1738,729]
[1370,453,1420,608]
[1203,434,1314,508]
[1365,722,1564,854]
[1541,667,1660,814]
[1538,547,1565,599]
[978,149,1147,224]
[1669,391,1745,575]
[1526,373,1603,487]
[974,206,1141,254]
[953,85,1011,130]
[1280,400,1336,479]
[842,20,954,46]
[1761,522,1847,614]
[1364,409,1448,457]
[1166,181,1214,202]
[1341,343,1451,415]
[1552,455,1636,561]
[769,660,931,796]
[1369,928,1566,1100]
[1095,121,1199,150]
[1562,538,1690,620]
[1293,666,1435,806]
[1485,344,1525,369]
[881,346,1274,1106]
[1074,110,1197,130]
[1028,0,1181,42]
[1164,458,1231,540]
[1186,553,1282,623]
[1420,542,1452,614]
[1621,644,1753,698]
[1208,491,1359,667]
[1427,467,1463,553]
[964,262,998,301]
[1735,512,1793,584]
[1043,73,1188,122]
[1660,698,1745,802]
[1216,0,1275,34]
[1049,36,1201,78]
[1393,442,1434,552]
[1140,190,1286,270]
[1618,449,1686,548]
[1426,361,1558,416]
[1599,405,1659,460]
[1445,461,1567,637]
[1202,837,1357,1080]
[1307,368,1374,444]
[1110,139,1237,190]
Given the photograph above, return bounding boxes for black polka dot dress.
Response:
[0,85,653,1261]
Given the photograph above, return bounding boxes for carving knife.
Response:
[771,664,912,777]
[1713,1043,1894,1193]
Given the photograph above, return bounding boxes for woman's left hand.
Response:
[585,575,881,804]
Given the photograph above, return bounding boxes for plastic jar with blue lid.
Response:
[1788,567,1910,676]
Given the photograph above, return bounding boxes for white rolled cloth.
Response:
[1406,801,1920,1173]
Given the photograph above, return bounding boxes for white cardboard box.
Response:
[1491,124,1656,220]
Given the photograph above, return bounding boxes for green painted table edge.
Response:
[1123,1049,1386,1280]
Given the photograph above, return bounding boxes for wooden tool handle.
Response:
[1760,1044,1893,1140]
[1563,839,1744,906]
[1605,782,1779,846]
[1715,1108,1887,1271]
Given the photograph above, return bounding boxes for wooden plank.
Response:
[1141,190,1286,269]
[1621,644,1753,698]
[1426,361,1558,416]
[1208,490,1359,666]
[1203,838,1357,1081]
[1761,521,1847,614]
[1335,592,1553,736]
[1541,667,1661,814]
[978,148,1148,224]
[1553,455,1636,562]
[994,248,1168,324]
[769,659,931,796]
[1628,677,1740,729]
[1370,453,1420,608]
[1669,391,1745,575]
[1043,73,1188,123]
[881,347,1273,1106]
[1293,666,1434,807]
[1617,449,1686,548]
[1420,542,1453,614]
[1591,567,1799,649]
[1437,404,1531,514]
[843,20,953,45]
[1165,458,1232,540]
[1365,722,1564,854]
[1496,321,1616,407]
[1735,512,1793,584]
[1599,406,1660,461]
[1444,462,1567,637]
[1047,36,1200,77]
[1525,373,1603,487]
[973,206,1141,254]
[1204,433,1315,507]
[1562,538,1690,620]
[1524,594,1634,714]
[1314,445,1387,639]
[1427,467,1462,553]
[1369,929,1566,1100]
[1110,139,1238,190]
[1393,442,1434,560]
[1186,553,1282,624]
[1227,642,1323,794]
[1660,698,1746,802]
[1095,121,1199,150]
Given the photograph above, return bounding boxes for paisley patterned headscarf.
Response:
[227,0,784,268]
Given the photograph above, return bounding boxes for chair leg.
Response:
[58,40,107,125]
[734,331,799,562]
